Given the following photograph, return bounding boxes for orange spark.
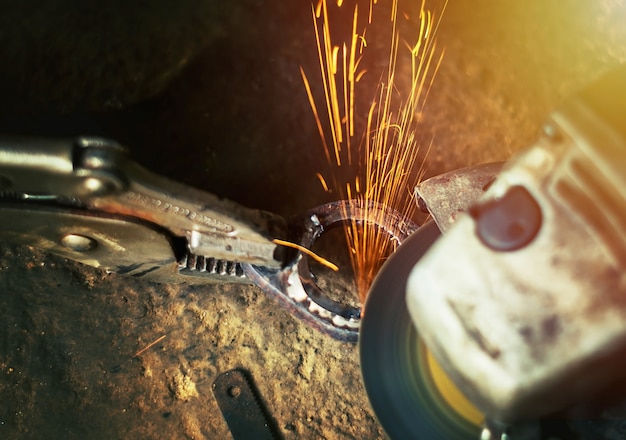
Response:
[316,172,330,192]
[303,0,446,303]
[272,239,339,272]
[134,334,166,358]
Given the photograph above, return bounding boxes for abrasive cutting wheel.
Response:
[359,221,484,439]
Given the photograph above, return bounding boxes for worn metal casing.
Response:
[406,66,626,422]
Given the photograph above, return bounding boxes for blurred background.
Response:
[0,0,625,438]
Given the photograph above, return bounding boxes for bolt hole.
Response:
[227,386,241,398]
[61,234,97,252]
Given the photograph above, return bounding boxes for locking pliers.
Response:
[0,136,417,342]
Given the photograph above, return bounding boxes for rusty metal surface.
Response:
[416,162,503,232]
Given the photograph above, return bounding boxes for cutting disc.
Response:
[359,221,483,439]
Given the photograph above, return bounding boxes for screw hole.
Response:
[227,385,241,398]
[61,234,97,252]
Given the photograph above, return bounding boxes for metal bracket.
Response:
[212,369,280,440]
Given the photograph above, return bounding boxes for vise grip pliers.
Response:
[0,136,417,342]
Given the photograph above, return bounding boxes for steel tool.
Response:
[0,137,416,342]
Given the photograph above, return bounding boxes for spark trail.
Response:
[301,0,446,304]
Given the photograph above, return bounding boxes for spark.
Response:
[272,239,339,272]
[316,172,330,192]
[134,334,166,358]
[303,0,446,304]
